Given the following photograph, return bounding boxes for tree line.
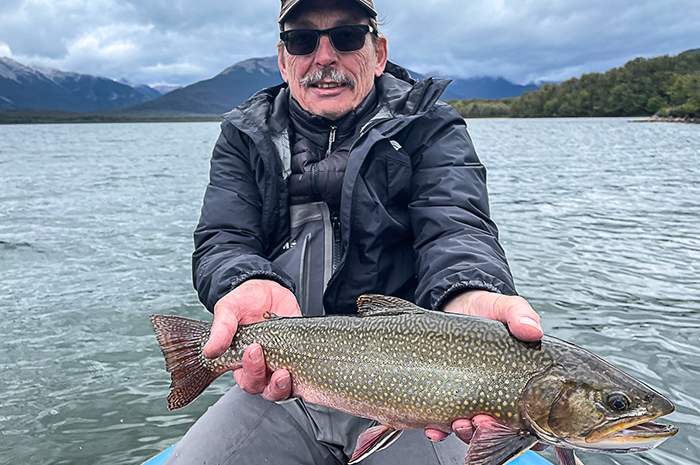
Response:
[447,49,700,119]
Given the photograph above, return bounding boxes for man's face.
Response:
[278,0,387,120]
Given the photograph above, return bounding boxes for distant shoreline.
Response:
[2,110,698,125]
[634,116,700,124]
[0,110,221,125]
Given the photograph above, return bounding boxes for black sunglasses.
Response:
[280,24,374,56]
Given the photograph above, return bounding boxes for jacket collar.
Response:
[223,61,451,135]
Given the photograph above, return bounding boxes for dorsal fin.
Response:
[356,294,425,316]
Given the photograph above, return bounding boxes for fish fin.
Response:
[262,311,279,320]
[465,421,537,465]
[150,315,232,410]
[349,424,404,464]
[356,294,425,316]
[554,448,585,465]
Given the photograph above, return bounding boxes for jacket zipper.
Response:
[312,126,337,200]
[325,126,337,159]
[326,109,398,290]
[325,126,341,272]
[330,209,342,273]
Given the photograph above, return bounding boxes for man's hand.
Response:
[426,290,543,444]
[203,279,301,402]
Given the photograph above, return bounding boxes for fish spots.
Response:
[236,305,545,425]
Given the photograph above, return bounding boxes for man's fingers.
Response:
[452,418,475,443]
[203,314,237,359]
[499,296,543,342]
[262,369,293,401]
[511,315,544,341]
[471,414,498,427]
[234,344,268,394]
[424,429,449,442]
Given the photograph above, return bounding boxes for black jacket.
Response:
[193,62,516,314]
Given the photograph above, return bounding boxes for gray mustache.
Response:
[299,68,356,90]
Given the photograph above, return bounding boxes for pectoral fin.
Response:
[465,421,538,465]
[349,424,403,464]
[554,447,585,465]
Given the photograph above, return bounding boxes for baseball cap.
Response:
[279,0,377,24]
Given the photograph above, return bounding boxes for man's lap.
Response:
[164,386,468,465]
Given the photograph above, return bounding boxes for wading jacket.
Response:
[192,62,517,314]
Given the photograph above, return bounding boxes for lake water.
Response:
[0,118,698,465]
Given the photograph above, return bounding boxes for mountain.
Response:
[441,77,539,100]
[114,56,538,116]
[152,84,181,95]
[0,55,539,120]
[404,69,538,100]
[0,57,161,111]
[117,78,164,100]
[114,57,283,115]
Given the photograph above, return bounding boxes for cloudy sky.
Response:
[1,0,698,87]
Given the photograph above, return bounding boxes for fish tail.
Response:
[150,314,237,410]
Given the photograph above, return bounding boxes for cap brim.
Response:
[279,0,377,23]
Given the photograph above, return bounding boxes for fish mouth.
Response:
[585,417,678,451]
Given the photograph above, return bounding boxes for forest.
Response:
[447,49,700,119]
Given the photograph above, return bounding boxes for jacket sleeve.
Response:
[192,120,294,312]
[405,102,517,309]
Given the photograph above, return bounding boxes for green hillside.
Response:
[448,49,700,119]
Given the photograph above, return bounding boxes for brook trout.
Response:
[151,295,677,465]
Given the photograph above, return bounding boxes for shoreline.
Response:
[635,116,700,124]
[0,110,221,125]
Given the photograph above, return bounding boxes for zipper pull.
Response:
[325,126,337,159]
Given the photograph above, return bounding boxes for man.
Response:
[169,0,543,463]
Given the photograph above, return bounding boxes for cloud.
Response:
[382,0,700,83]
[1,0,698,86]
[0,42,11,57]
[0,0,282,85]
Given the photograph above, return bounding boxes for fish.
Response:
[150,294,677,465]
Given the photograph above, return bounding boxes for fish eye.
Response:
[607,392,631,411]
